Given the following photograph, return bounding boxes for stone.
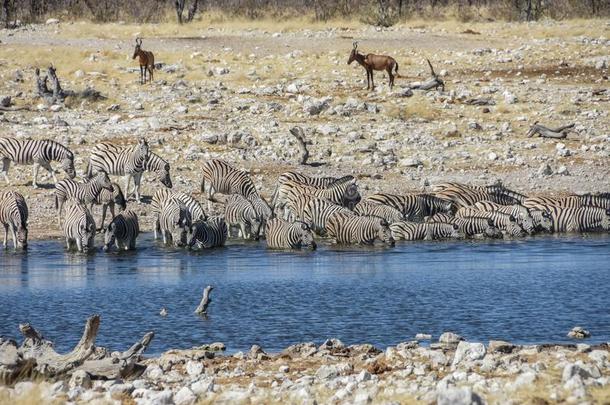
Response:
[46,18,60,24]
[537,163,553,177]
[185,360,204,377]
[488,340,515,354]
[145,364,164,380]
[557,165,569,176]
[304,98,330,115]
[175,387,197,405]
[452,341,486,367]
[415,333,432,341]
[190,378,215,395]
[437,386,484,405]
[0,96,11,107]
[567,326,590,339]
[503,91,518,104]
[396,88,413,97]
[149,389,174,404]
[400,158,423,167]
[285,83,300,94]
[249,344,270,360]
[319,338,344,351]
[69,370,92,389]
[562,361,601,382]
[315,363,353,381]
[356,370,372,382]
[439,332,464,346]
[109,383,134,397]
[488,152,498,161]
[199,132,218,144]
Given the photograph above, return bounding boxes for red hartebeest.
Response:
[132,38,155,84]
[347,42,398,90]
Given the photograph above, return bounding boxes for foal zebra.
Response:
[103,210,139,252]
[201,159,258,210]
[151,189,206,239]
[86,138,150,202]
[0,191,28,249]
[458,201,535,234]
[62,199,96,253]
[158,198,192,246]
[301,197,356,236]
[326,213,394,246]
[0,137,75,187]
[426,214,502,239]
[462,211,525,237]
[187,217,228,249]
[225,194,262,239]
[265,218,316,250]
[92,182,126,231]
[54,171,113,226]
[390,221,463,241]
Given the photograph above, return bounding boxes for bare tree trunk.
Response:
[175,0,185,23]
[195,285,213,315]
[2,0,9,28]
[289,126,310,165]
[186,0,200,22]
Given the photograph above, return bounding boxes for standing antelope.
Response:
[132,38,154,84]
[347,42,398,90]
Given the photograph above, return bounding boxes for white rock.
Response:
[46,18,60,24]
[437,386,484,405]
[557,165,569,176]
[567,326,590,339]
[452,341,486,367]
[174,387,197,405]
[69,370,92,389]
[186,360,204,378]
[503,91,518,104]
[416,333,432,340]
[190,378,215,395]
[199,133,218,144]
[488,152,498,161]
[439,332,464,346]
[356,370,372,382]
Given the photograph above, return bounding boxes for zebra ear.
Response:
[453,224,459,230]
[487,218,494,226]
[509,215,516,222]
[300,222,308,231]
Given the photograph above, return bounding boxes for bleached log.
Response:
[195,285,214,315]
[526,122,575,139]
[409,59,445,91]
[289,126,310,165]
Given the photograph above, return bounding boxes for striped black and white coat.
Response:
[426,214,502,239]
[458,201,536,234]
[200,159,258,210]
[301,197,356,236]
[326,213,394,246]
[225,194,262,239]
[247,194,273,237]
[54,171,113,226]
[187,216,228,249]
[390,221,463,241]
[529,209,553,233]
[151,189,206,239]
[0,191,28,249]
[103,210,139,252]
[541,205,610,233]
[433,182,527,203]
[524,195,610,211]
[86,138,150,202]
[265,218,316,250]
[462,211,525,237]
[0,137,76,187]
[363,193,453,222]
[92,182,127,231]
[140,151,172,189]
[158,197,192,246]
[434,187,521,208]
[62,199,96,253]
[354,201,404,224]
[272,171,354,206]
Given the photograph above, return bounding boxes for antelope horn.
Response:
[353,41,358,49]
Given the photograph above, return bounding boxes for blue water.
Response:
[1,234,609,355]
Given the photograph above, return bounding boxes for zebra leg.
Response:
[11,225,17,249]
[39,160,58,184]
[76,238,83,253]
[32,163,40,188]
[65,237,71,250]
[1,158,10,185]
[99,205,108,231]
[57,199,65,227]
[162,230,168,245]
[3,224,8,248]
[239,223,248,239]
[133,174,142,202]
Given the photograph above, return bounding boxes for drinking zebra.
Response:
[433,182,527,203]
[301,197,356,236]
[54,171,113,226]
[86,138,150,202]
[530,209,553,233]
[462,211,525,237]
[353,201,404,224]
[187,217,228,249]
[390,221,464,241]
[200,159,258,210]
[92,182,126,231]
[272,172,354,207]
[151,189,206,239]
[103,210,139,252]
[62,199,96,253]
[425,214,502,239]
[248,194,273,236]
[434,186,521,208]
[524,195,610,211]
[542,205,610,233]
[0,191,28,249]
[326,213,394,246]
[458,201,535,234]
[225,194,262,239]
[265,218,316,250]
[0,137,75,187]
[158,197,192,246]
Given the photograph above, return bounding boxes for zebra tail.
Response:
[84,160,92,179]
[200,177,206,194]
[54,194,58,210]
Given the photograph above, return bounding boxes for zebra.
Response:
[151,189,206,239]
[86,138,150,202]
[0,191,28,249]
[354,201,404,224]
[248,194,273,237]
[158,197,192,246]
[530,209,553,233]
[200,159,258,210]
[92,182,127,231]
[62,199,96,253]
[524,195,610,211]
[541,205,610,233]
[0,137,76,188]
[225,194,262,239]
[390,221,464,241]
[459,201,536,234]
[274,179,361,219]
[426,214,502,239]
[272,172,355,207]
[432,182,527,203]
[54,171,113,226]
[462,211,525,237]
[326,213,394,246]
[363,193,427,221]
[103,210,139,252]
[434,187,521,208]
[265,218,316,250]
[139,151,172,190]
[187,216,228,249]
[301,197,356,236]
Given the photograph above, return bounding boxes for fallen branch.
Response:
[408,59,445,92]
[289,126,310,165]
[527,122,576,139]
[195,285,214,315]
[35,66,104,105]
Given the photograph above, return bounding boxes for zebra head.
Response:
[61,153,76,179]
[80,219,96,253]
[158,162,172,188]
[137,137,150,162]
[342,183,361,210]
[376,219,395,247]
[94,171,114,192]
[112,183,127,211]
[103,222,117,251]
[505,215,526,237]
[17,223,28,249]
[531,210,553,233]
[484,218,503,239]
[186,222,200,248]
[603,209,610,231]
[449,223,465,239]
[295,221,316,250]
[516,211,536,235]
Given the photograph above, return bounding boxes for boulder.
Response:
[452,341,486,367]
[567,326,590,339]
[436,386,484,405]
[439,332,464,347]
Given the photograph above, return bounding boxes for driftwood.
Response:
[289,126,310,165]
[35,66,104,105]
[527,122,576,139]
[195,285,213,315]
[409,59,445,91]
[0,315,154,384]
[464,97,495,106]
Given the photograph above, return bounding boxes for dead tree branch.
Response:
[195,285,213,315]
[526,122,576,139]
[408,59,445,91]
[289,126,310,165]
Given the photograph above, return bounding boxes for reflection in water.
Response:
[1,233,609,354]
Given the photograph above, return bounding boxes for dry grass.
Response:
[385,98,440,121]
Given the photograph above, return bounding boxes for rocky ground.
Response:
[0,19,608,239]
[2,333,609,405]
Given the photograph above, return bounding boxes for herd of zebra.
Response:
[1,136,609,252]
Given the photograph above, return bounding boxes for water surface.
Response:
[1,234,609,354]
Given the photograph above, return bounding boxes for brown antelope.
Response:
[132,38,155,84]
[347,42,398,90]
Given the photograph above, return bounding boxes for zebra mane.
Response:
[144,152,169,171]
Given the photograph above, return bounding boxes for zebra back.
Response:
[265,218,316,250]
[201,159,258,198]
[63,199,96,251]
[302,197,355,236]
[88,138,149,177]
[225,194,261,238]
[326,213,393,245]
[187,216,228,249]
[145,152,172,188]
[544,205,610,233]
[277,171,354,188]
[363,193,426,221]
[354,201,403,223]
[159,197,192,246]
[0,138,75,178]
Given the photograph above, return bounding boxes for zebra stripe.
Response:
[462,211,525,237]
[432,182,527,202]
[248,194,273,237]
[326,213,394,246]
[434,187,520,208]
[363,193,427,221]
[158,197,192,246]
[302,197,356,236]
[471,201,535,234]
[140,151,172,188]
[187,216,228,249]
[225,194,262,239]
[201,159,259,210]
[0,137,75,187]
[265,218,316,250]
[390,221,463,241]
[541,205,610,233]
[530,209,553,233]
[103,210,139,251]
[0,191,28,249]
[92,182,126,231]
[272,171,354,206]
[87,138,150,201]
[55,171,113,226]
[151,189,206,239]
[354,201,404,223]
[425,215,502,239]
[524,195,610,211]
[62,199,96,253]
